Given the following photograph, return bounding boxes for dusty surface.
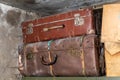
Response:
[0,3,40,80]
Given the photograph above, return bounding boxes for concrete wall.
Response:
[0,3,40,80]
[0,0,119,16]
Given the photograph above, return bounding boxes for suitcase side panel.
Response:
[18,45,51,76]
[83,35,99,76]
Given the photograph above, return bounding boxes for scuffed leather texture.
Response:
[18,34,100,77]
[22,8,94,43]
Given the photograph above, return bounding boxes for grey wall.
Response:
[0,3,40,80]
[0,0,119,16]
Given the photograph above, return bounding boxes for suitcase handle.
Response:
[43,25,64,32]
[41,55,58,65]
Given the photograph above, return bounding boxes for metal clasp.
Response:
[26,23,33,34]
[74,14,84,26]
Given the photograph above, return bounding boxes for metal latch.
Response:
[74,14,84,26]
[26,23,33,34]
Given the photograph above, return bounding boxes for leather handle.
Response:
[41,55,58,65]
[43,25,64,32]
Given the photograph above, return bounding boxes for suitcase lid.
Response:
[22,8,94,43]
[23,34,95,52]
[24,36,84,52]
[22,8,92,26]
[101,4,120,42]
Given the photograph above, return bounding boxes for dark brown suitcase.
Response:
[22,8,94,43]
[18,34,100,76]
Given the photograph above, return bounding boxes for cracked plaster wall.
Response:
[0,3,40,80]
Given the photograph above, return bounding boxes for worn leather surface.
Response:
[18,34,100,77]
[18,44,51,76]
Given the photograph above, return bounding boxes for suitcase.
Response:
[18,34,100,76]
[22,8,95,43]
[101,4,120,42]
[105,42,120,76]
[101,4,120,76]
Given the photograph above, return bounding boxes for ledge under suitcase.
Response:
[18,34,100,77]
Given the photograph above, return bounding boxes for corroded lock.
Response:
[26,23,33,34]
[26,52,34,60]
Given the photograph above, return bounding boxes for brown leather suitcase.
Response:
[18,34,100,77]
[22,8,94,43]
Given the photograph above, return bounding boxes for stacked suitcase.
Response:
[18,8,102,77]
[101,4,120,76]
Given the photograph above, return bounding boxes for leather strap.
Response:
[81,49,86,76]
[47,40,55,76]
[48,51,55,76]
[80,35,86,76]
